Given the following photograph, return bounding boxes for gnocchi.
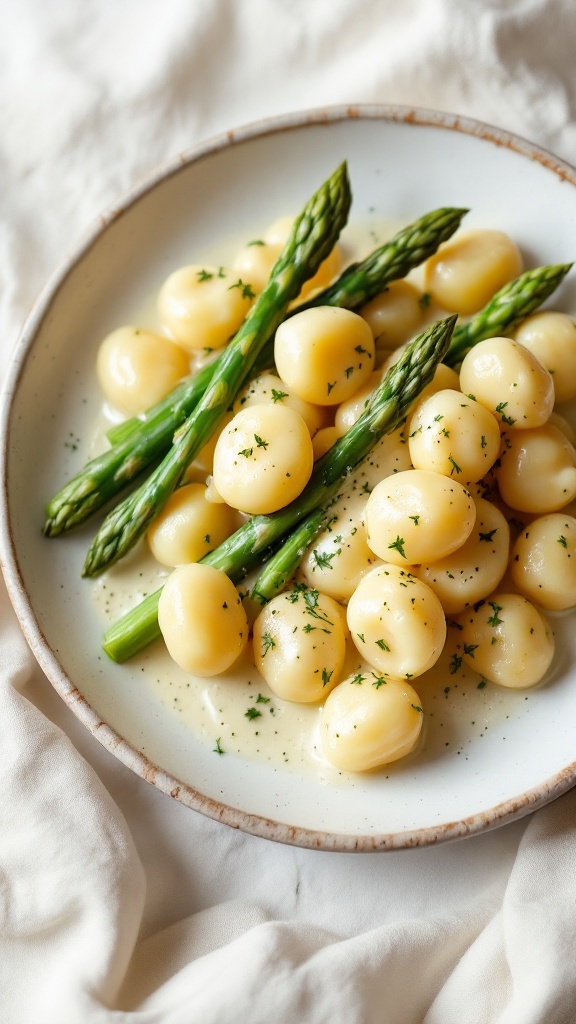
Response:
[408,389,501,483]
[365,469,476,565]
[514,311,576,404]
[459,336,554,429]
[454,592,555,689]
[510,513,576,610]
[321,674,423,771]
[212,403,314,514]
[158,264,255,351]
[423,229,523,315]
[253,587,346,702]
[158,563,248,676]
[347,564,447,680]
[147,482,237,567]
[96,326,189,415]
[495,423,576,513]
[274,306,375,406]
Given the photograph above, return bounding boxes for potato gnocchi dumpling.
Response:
[274,306,375,406]
[321,674,424,771]
[300,495,380,601]
[459,336,554,429]
[212,403,313,515]
[423,229,523,315]
[253,587,346,703]
[454,592,555,689]
[96,326,189,415]
[408,389,501,483]
[495,423,576,513]
[147,482,237,567]
[347,564,446,679]
[510,513,576,610]
[514,311,576,404]
[158,563,248,676]
[413,495,510,614]
[365,469,475,565]
[157,264,255,351]
[233,371,327,437]
[360,279,425,350]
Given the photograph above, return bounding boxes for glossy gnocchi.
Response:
[253,588,346,702]
[454,592,555,689]
[212,403,314,514]
[274,306,375,406]
[96,326,189,415]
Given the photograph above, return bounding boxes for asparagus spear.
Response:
[102,314,457,662]
[298,206,469,312]
[44,205,467,535]
[445,263,572,367]
[82,162,352,576]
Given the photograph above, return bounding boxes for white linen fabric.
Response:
[3,1,576,1021]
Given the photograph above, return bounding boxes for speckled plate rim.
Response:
[3,103,576,853]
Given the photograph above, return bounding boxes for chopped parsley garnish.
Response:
[487,601,504,627]
[270,388,288,403]
[479,528,497,542]
[196,268,213,282]
[375,638,390,651]
[238,447,254,458]
[449,652,463,674]
[351,673,365,685]
[558,534,568,548]
[245,707,262,721]
[411,704,423,713]
[260,632,276,657]
[372,675,387,689]
[228,278,256,299]
[463,643,478,657]
[254,434,269,449]
[322,668,333,687]
[448,455,462,476]
[213,737,224,755]
[408,515,420,526]
[495,401,516,425]
[313,549,338,570]
[256,693,270,704]
[388,535,406,559]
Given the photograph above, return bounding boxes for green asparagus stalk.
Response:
[299,206,469,312]
[44,205,467,536]
[446,263,573,367]
[102,314,457,662]
[82,163,352,577]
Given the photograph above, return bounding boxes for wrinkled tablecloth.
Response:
[3,2,576,1021]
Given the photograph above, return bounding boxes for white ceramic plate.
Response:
[3,105,576,852]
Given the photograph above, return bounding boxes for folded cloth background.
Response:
[3,1,576,1021]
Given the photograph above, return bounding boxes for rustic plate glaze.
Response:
[3,106,576,851]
